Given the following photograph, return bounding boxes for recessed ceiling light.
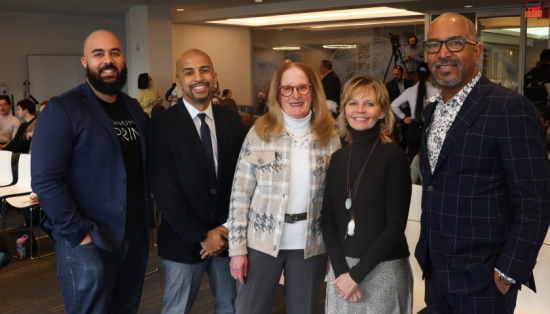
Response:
[323,45,357,49]
[206,7,423,27]
[176,8,184,12]
[464,5,473,8]
[310,18,425,29]
[255,0,263,2]
[272,47,301,50]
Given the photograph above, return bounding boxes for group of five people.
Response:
[29,11,549,314]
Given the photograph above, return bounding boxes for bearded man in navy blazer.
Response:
[147,49,244,314]
[415,12,550,313]
[31,30,153,313]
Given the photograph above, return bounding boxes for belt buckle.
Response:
[286,214,297,224]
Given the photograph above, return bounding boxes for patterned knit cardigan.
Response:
[228,127,341,259]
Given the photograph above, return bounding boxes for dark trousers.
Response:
[424,261,518,314]
[235,248,326,314]
[54,226,148,314]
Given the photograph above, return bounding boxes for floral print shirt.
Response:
[426,72,481,173]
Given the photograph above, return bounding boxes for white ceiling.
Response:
[0,0,533,24]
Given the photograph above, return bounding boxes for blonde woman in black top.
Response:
[321,75,413,313]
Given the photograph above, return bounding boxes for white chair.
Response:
[0,150,14,187]
[0,154,33,231]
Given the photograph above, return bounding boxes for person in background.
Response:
[386,66,413,150]
[222,89,232,99]
[256,92,267,115]
[136,72,162,117]
[2,99,36,154]
[148,49,244,314]
[31,29,153,314]
[321,75,412,313]
[221,98,238,113]
[403,35,424,83]
[538,105,550,157]
[228,62,340,314]
[320,60,342,119]
[391,62,439,161]
[0,95,21,148]
[211,95,222,106]
[416,12,550,313]
[165,81,183,107]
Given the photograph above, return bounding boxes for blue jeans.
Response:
[161,256,237,314]
[54,228,148,314]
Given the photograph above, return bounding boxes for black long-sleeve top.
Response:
[321,124,412,283]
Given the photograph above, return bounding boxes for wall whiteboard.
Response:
[27,54,84,103]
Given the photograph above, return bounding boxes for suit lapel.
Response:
[175,101,217,177]
[213,105,228,181]
[431,76,493,174]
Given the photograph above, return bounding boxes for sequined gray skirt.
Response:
[326,257,413,314]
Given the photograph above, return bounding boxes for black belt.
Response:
[284,213,307,224]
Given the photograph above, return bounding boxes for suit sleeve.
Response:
[31,100,91,247]
[495,94,550,286]
[147,117,209,244]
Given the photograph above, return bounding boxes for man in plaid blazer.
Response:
[415,12,550,313]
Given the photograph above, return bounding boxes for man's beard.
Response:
[86,63,128,95]
[432,59,463,87]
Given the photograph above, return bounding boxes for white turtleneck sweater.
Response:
[279,110,312,250]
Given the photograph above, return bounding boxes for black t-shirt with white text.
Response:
[98,95,143,229]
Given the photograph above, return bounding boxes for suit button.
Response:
[427,186,433,191]
[210,189,216,195]
[258,158,264,164]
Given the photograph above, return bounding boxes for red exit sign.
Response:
[526,6,542,18]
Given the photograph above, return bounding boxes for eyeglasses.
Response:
[0,103,9,107]
[423,38,477,54]
[278,84,312,97]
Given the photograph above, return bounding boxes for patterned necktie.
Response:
[198,113,215,173]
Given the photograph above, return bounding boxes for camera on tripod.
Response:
[389,33,401,49]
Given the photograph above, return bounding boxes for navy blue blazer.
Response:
[147,101,245,264]
[386,79,413,103]
[415,75,550,294]
[31,83,153,252]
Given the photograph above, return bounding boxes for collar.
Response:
[428,71,481,106]
[183,99,214,121]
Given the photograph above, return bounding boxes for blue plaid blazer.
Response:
[415,75,550,295]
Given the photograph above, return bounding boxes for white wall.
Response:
[172,24,252,106]
[0,10,125,104]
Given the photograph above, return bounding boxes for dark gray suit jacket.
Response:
[415,75,550,294]
[147,100,245,264]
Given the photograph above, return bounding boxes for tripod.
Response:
[383,43,409,83]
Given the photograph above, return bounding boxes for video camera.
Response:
[389,33,401,49]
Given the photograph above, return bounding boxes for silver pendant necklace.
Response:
[345,137,379,238]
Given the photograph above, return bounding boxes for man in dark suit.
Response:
[148,49,244,314]
[415,12,550,313]
[320,60,341,118]
[31,30,153,313]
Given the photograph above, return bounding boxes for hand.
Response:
[230,255,248,284]
[493,271,511,295]
[79,234,92,245]
[348,289,363,303]
[25,131,33,140]
[403,117,413,124]
[330,272,359,301]
[199,226,229,259]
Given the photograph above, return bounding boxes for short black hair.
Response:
[137,73,150,89]
[0,95,11,105]
[321,60,333,70]
[540,49,550,64]
[222,89,232,97]
[393,66,404,73]
[408,35,418,42]
[17,99,36,115]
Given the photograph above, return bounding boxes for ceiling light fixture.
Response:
[176,9,184,12]
[206,7,423,27]
[272,46,301,50]
[310,18,425,29]
[323,45,357,49]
